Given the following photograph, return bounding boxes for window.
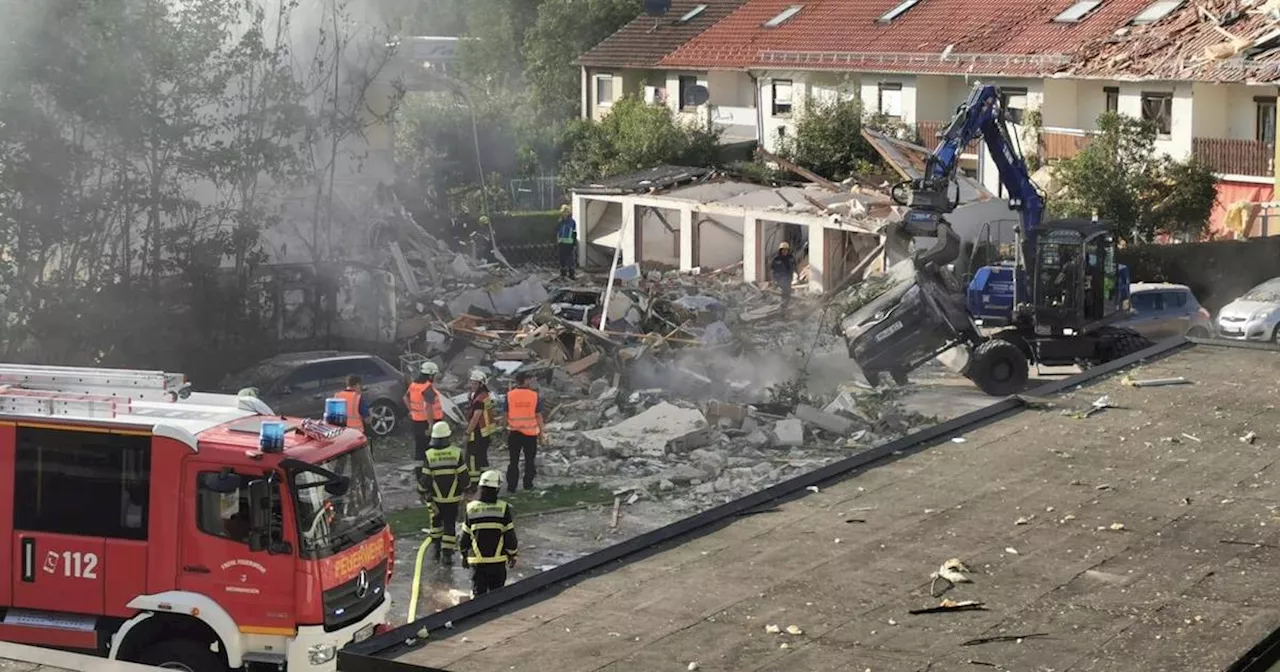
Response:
[197,472,252,543]
[1164,290,1189,308]
[1130,291,1165,313]
[1256,96,1276,144]
[1131,0,1182,24]
[595,74,614,107]
[678,4,708,22]
[1104,86,1119,114]
[1053,0,1102,22]
[877,82,903,121]
[764,5,803,27]
[1140,92,1173,135]
[771,79,793,116]
[878,0,921,23]
[196,471,284,546]
[678,75,699,110]
[1001,87,1028,125]
[14,428,150,540]
[338,357,393,382]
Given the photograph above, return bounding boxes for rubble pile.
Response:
[381,221,936,506]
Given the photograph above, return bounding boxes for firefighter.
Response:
[404,361,444,462]
[459,469,518,597]
[333,375,370,434]
[505,371,545,493]
[464,369,499,492]
[771,241,796,316]
[416,420,469,566]
[555,204,577,280]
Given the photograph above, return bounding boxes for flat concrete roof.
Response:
[377,343,1280,671]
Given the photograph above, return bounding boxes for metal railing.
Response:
[508,177,562,212]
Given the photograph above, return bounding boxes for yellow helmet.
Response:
[430,421,452,440]
[779,241,791,250]
[419,361,439,376]
[479,215,491,225]
[560,204,571,215]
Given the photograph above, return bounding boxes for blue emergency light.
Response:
[323,398,348,427]
[259,421,286,453]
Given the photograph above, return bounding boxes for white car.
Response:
[1216,277,1280,342]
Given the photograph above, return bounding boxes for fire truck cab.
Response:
[0,364,393,671]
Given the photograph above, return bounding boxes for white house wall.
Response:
[695,214,745,269]
[1042,78,1080,129]
[915,75,953,124]
[640,208,681,266]
[1193,82,1230,139]
[860,75,917,125]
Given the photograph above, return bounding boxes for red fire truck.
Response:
[0,364,394,671]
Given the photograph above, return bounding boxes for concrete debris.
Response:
[773,418,806,447]
[378,240,939,513]
[580,403,709,458]
[794,403,859,435]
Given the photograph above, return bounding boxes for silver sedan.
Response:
[1216,278,1280,342]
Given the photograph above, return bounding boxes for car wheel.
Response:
[1186,326,1210,340]
[368,401,398,437]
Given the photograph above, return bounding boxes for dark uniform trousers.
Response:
[471,564,507,597]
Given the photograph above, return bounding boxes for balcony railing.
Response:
[915,121,979,153]
[916,121,1094,162]
[1041,129,1092,160]
[1192,137,1275,177]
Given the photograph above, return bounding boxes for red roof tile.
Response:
[659,0,1175,76]
[576,0,748,69]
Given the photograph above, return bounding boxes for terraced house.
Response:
[578,0,1280,236]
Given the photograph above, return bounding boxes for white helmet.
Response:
[419,361,439,376]
[478,470,502,489]
[469,369,488,384]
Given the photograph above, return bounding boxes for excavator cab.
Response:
[1029,221,1127,336]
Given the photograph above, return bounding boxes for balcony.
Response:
[1192,137,1275,177]
[708,104,759,143]
[1041,129,1092,160]
[915,121,978,153]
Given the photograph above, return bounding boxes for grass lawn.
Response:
[386,482,615,536]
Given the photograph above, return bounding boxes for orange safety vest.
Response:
[334,389,363,430]
[506,387,540,436]
[408,381,443,422]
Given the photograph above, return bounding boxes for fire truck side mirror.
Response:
[246,479,273,553]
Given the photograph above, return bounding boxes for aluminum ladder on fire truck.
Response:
[0,363,194,421]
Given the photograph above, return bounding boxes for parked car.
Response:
[1116,282,1212,341]
[1216,277,1280,342]
[220,351,407,437]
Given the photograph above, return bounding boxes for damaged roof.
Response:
[862,128,993,206]
[576,0,748,69]
[571,165,714,195]
[652,0,1280,81]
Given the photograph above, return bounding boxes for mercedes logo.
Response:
[355,569,370,599]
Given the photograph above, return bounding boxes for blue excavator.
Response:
[841,82,1151,396]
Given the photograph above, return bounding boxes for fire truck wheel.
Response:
[136,639,227,672]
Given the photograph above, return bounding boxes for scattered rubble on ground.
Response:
[377,220,939,514]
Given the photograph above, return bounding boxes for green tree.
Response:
[382,0,469,36]
[523,0,642,122]
[456,0,545,94]
[558,97,720,185]
[775,97,892,181]
[1050,112,1218,242]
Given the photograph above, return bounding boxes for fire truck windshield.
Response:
[292,446,385,558]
